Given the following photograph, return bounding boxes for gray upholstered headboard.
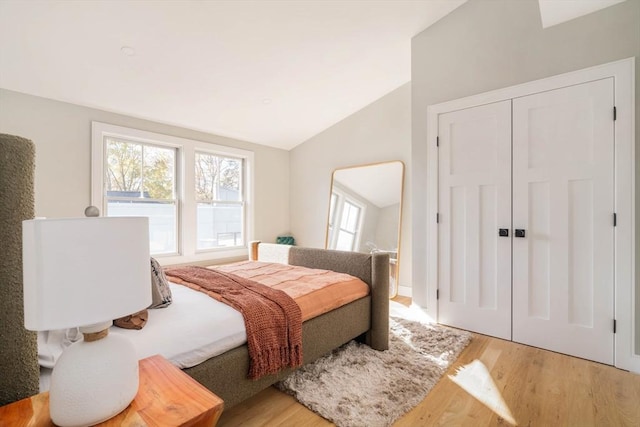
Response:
[0,134,40,405]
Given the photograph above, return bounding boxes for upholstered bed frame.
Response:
[0,134,39,406]
[0,133,389,410]
[185,241,390,408]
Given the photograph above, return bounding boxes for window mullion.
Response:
[181,146,196,258]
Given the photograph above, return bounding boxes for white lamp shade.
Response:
[23,217,151,331]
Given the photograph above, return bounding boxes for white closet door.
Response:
[512,78,615,364]
[438,100,512,340]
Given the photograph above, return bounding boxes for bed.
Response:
[180,241,390,408]
[1,135,389,410]
[35,241,390,409]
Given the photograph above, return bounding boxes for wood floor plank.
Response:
[218,298,640,427]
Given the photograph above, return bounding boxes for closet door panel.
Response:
[512,78,614,364]
[438,100,511,340]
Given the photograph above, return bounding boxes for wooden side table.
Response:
[0,355,224,426]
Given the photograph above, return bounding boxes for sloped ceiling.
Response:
[0,1,627,150]
[0,0,465,150]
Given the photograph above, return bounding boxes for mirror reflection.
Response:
[326,161,404,297]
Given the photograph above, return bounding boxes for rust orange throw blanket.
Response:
[165,266,303,379]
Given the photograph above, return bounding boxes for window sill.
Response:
[154,247,249,267]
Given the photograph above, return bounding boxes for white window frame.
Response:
[328,187,366,252]
[194,150,246,252]
[91,122,254,265]
[103,137,180,256]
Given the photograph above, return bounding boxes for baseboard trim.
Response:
[398,285,412,298]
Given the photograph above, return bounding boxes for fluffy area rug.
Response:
[276,304,472,427]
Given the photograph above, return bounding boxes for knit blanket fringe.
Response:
[165,266,303,379]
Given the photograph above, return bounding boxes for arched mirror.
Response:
[325,161,404,297]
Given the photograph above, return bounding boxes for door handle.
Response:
[515,229,526,238]
[499,228,509,237]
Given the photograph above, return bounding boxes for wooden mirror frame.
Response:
[325,161,405,298]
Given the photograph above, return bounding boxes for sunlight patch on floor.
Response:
[389,302,455,369]
[448,359,517,426]
[390,300,436,324]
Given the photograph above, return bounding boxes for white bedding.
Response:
[112,283,247,367]
[39,282,247,392]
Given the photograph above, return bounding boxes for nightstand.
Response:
[0,355,224,426]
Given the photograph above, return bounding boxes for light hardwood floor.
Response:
[219,297,640,426]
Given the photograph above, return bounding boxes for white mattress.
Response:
[112,283,247,368]
[39,283,247,392]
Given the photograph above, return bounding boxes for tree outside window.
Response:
[104,138,177,254]
[195,152,244,250]
[93,121,253,264]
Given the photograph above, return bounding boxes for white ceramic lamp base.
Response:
[49,323,139,427]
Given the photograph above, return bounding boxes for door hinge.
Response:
[613,106,617,121]
[614,212,617,227]
[437,289,440,300]
[436,213,439,223]
[436,136,440,147]
[613,319,617,334]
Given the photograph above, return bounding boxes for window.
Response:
[92,122,253,264]
[327,189,365,252]
[104,138,177,254]
[335,200,362,251]
[195,152,244,250]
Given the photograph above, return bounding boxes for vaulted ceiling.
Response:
[0,0,625,150]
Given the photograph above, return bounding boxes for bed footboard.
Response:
[185,296,371,408]
[185,242,389,409]
[249,241,389,351]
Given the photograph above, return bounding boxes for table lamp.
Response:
[22,217,151,427]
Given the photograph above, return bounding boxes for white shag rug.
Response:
[276,303,472,427]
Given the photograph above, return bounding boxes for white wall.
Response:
[0,89,290,260]
[290,83,412,293]
[376,203,400,252]
[411,0,639,343]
